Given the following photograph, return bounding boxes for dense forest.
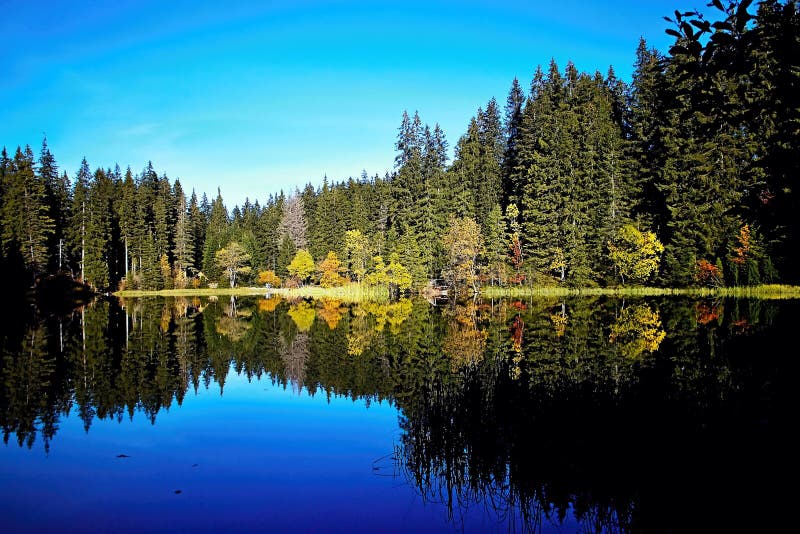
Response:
[1,0,798,292]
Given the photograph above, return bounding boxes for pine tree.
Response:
[516,63,565,278]
[172,180,194,281]
[419,123,449,279]
[450,118,481,218]
[0,148,8,269]
[475,98,504,226]
[0,146,53,275]
[256,193,283,272]
[346,177,369,234]
[746,0,800,280]
[503,77,526,205]
[628,38,667,228]
[117,168,137,280]
[38,137,69,273]
[68,158,92,281]
[309,178,346,259]
[188,190,206,274]
[83,168,113,289]
[391,111,424,233]
[201,189,229,282]
[657,7,759,284]
[153,173,174,262]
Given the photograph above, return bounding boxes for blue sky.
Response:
[1,0,679,207]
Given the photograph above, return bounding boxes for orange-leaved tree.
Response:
[317,251,346,288]
[257,270,282,287]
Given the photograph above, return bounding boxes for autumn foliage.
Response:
[696,259,723,287]
[317,251,346,288]
[257,270,282,287]
[730,224,752,265]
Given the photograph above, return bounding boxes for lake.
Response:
[0,295,794,532]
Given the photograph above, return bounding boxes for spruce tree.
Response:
[503,77,526,206]
[117,168,137,280]
[256,193,283,272]
[68,158,92,281]
[188,190,206,274]
[0,146,53,276]
[475,98,504,226]
[201,189,229,282]
[83,168,113,289]
[172,180,194,282]
[38,137,69,273]
[628,38,667,228]
[153,173,174,263]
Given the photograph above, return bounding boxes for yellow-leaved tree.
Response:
[442,215,484,294]
[215,242,252,288]
[287,249,315,285]
[257,270,282,287]
[608,224,664,285]
[344,230,371,282]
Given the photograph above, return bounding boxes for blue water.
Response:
[1,367,497,533]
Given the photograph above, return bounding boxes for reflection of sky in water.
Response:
[2,366,519,532]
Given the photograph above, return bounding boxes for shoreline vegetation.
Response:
[114,283,800,300]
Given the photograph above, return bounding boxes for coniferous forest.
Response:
[2,1,798,293]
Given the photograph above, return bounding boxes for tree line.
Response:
[1,0,797,291]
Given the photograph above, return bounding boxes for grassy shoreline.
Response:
[114,284,800,300]
[114,284,390,302]
[479,284,800,299]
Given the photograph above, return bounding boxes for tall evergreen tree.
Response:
[628,38,667,229]
[503,77,526,206]
[256,193,283,272]
[0,146,53,276]
[201,189,229,281]
[67,158,91,281]
[188,190,206,274]
[153,173,174,262]
[38,137,70,273]
[172,180,194,281]
[475,98,505,226]
[117,168,137,280]
[83,168,113,289]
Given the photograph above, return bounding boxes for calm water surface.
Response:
[0,295,794,532]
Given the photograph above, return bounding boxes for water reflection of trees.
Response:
[395,297,792,532]
[0,296,792,530]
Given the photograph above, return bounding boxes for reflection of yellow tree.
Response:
[608,304,666,358]
[347,306,376,356]
[160,303,172,333]
[549,304,568,337]
[361,299,413,333]
[443,303,488,370]
[346,300,413,355]
[317,298,345,330]
[257,296,282,313]
[216,297,252,342]
[288,301,316,332]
